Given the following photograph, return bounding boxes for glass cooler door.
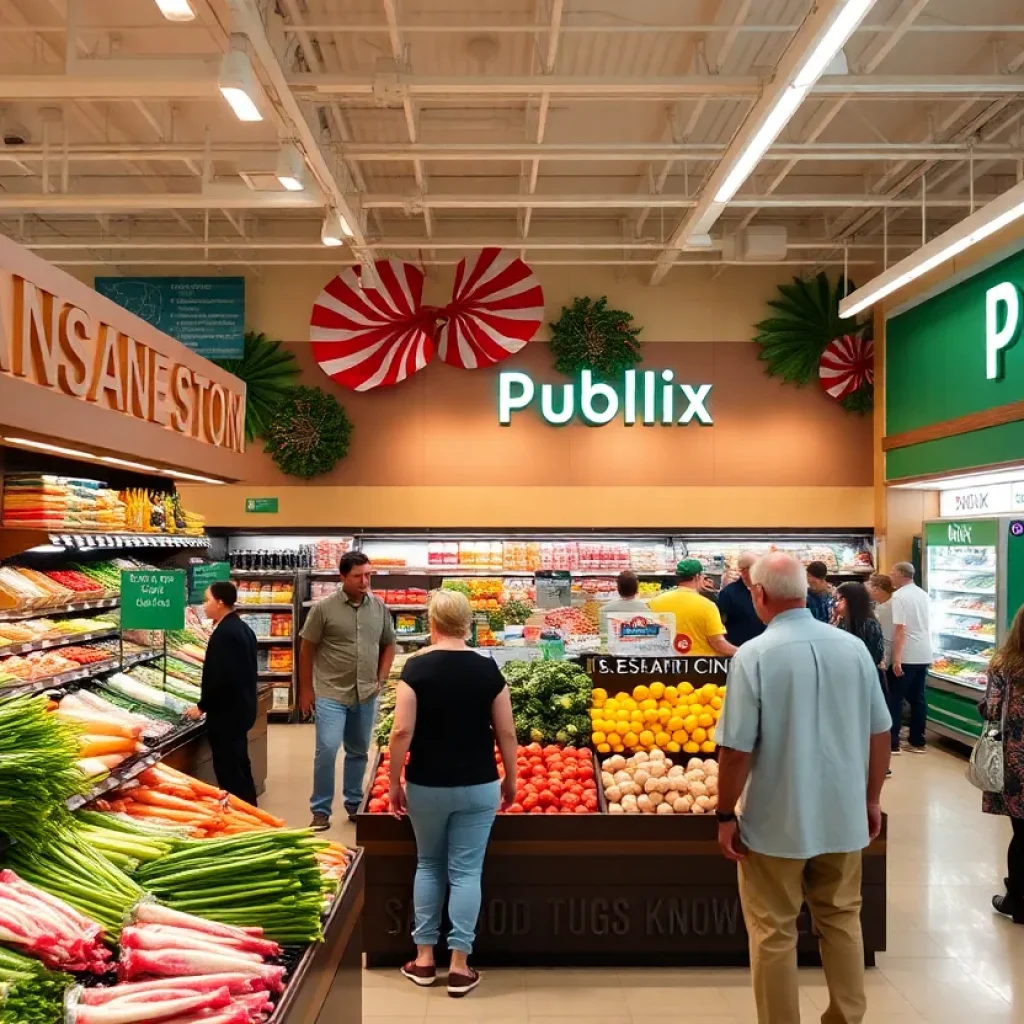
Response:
[925,519,999,692]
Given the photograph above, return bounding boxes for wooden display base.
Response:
[356,811,886,968]
[162,685,272,795]
[270,851,365,1024]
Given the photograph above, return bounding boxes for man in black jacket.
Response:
[186,580,259,804]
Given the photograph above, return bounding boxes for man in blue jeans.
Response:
[887,561,933,755]
[299,551,396,831]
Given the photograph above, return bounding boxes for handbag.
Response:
[966,688,1007,793]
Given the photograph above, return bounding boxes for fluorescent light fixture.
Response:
[839,178,1024,318]
[98,456,159,472]
[164,469,227,485]
[2,436,96,460]
[154,0,195,20]
[321,208,352,247]
[276,144,305,192]
[219,40,264,123]
[713,0,875,206]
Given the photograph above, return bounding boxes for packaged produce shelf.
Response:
[0,626,119,657]
[929,586,996,595]
[260,670,293,678]
[231,571,299,578]
[0,656,122,697]
[938,628,994,642]
[239,604,294,611]
[934,605,995,619]
[256,636,294,643]
[0,597,119,621]
[929,670,986,691]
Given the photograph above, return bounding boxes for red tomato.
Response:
[545,806,559,815]
[528,756,544,767]
[538,789,556,807]
[507,803,524,814]
[549,781,565,797]
[368,798,387,813]
[526,743,542,753]
[574,804,589,814]
[522,793,539,811]
[543,744,560,755]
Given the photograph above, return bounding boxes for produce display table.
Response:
[270,850,365,1024]
[162,684,272,794]
[358,653,886,968]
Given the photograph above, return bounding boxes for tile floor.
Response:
[261,725,1024,1023]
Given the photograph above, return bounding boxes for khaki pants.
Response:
[738,849,866,1024]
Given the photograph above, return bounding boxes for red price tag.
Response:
[673,633,693,654]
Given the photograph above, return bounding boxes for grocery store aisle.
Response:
[262,726,1024,1022]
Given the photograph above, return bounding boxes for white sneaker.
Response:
[905,744,927,754]
[890,748,902,756]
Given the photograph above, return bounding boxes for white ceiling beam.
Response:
[0,144,281,161]
[0,64,219,99]
[521,0,564,245]
[733,0,930,236]
[358,193,992,210]
[0,191,322,211]
[289,73,1024,98]
[649,0,880,286]
[330,142,1024,162]
[226,0,368,252]
[277,21,1024,36]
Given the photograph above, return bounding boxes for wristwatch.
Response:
[716,810,738,823]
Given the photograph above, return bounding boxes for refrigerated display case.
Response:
[923,517,1024,742]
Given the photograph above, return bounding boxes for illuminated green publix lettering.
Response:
[497,370,713,426]
[986,280,1023,380]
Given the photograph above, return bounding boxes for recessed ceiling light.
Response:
[154,0,195,21]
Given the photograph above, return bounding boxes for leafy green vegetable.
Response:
[501,598,533,625]
[0,947,69,1024]
[442,580,471,597]
[502,659,593,745]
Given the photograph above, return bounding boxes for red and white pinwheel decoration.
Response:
[818,334,874,402]
[311,248,544,391]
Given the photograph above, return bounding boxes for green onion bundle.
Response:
[0,947,69,1024]
[135,829,331,944]
[3,830,143,939]
[0,696,86,853]
[73,811,179,871]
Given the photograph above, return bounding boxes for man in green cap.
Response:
[649,558,738,657]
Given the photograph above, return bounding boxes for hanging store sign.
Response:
[121,569,186,630]
[0,237,246,454]
[96,277,245,360]
[939,482,1024,518]
[498,370,713,427]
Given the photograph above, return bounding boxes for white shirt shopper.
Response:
[890,564,932,669]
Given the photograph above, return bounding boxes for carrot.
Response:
[154,763,224,798]
[124,805,208,823]
[131,789,214,814]
[225,794,286,828]
[57,712,141,740]
[78,735,141,758]
[155,784,197,799]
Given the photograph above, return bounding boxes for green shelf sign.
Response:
[246,497,279,514]
[121,569,186,630]
[189,561,231,605]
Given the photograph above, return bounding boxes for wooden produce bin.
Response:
[162,685,273,795]
[269,850,365,1024]
[356,806,885,968]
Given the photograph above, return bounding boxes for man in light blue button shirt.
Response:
[716,553,891,1024]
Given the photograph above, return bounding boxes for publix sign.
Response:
[498,370,713,426]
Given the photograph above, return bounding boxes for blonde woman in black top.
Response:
[388,590,518,998]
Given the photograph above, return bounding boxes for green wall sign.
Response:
[245,497,279,514]
[96,276,244,358]
[498,370,713,426]
[189,561,231,605]
[121,569,186,630]
[886,243,1024,480]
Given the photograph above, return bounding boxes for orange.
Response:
[649,682,666,700]
[596,742,611,753]
[683,715,699,733]
[667,716,684,733]
[666,741,681,753]
[657,708,672,725]
[641,698,658,711]
[689,703,703,717]
[664,685,679,704]
[700,740,717,753]
[672,729,689,745]
[679,682,694,696]
[592,688,608,703]
[632,684,650,702]
[611,744,625,753]
[692,727,707,744]
[631,710,645,723]
[683,741,700,753]
[592,731,607,744]
[654,731,671,748]
[604,699,619,714]
[624,731,639,748]
[639,730,655,748]
[698,713,714,729]
[710,696,723,711]
[606,732,621,746]
[644,709,660,725]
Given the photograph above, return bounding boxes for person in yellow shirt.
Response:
[649,559,738,657]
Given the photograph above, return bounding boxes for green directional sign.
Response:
[245,497,279,514]
[189,561,231,605]
[121,569,186,630]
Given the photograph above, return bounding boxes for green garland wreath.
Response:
[753,272,874,414]
[261,386,353,479]
[549,296,643,379]
[214,331,301,441]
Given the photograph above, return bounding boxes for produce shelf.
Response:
[0,656,122,698]
[934,604,995,619]
[936,628,994,643]
[0,626,119,658]
[395,632,429,642]
[231,570,300,578]
[122,649,164,668]
[384,604,428,611]
[238,603,294,611]
[929,585,996,595]
[929,669,986,691]
[0,597,119,622]
[256,636,294,644]
[259,670,294,678]
[937,649,990,665]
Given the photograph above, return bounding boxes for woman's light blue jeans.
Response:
[310,695,377,818]
[405,781,500,954]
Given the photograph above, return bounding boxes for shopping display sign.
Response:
[188,561,231,605]
[498,370,713,427]
[96,276,245,359]
[606,611,675,656]
[534,571,571,609]
[939,483,1024,518]
[245,497,279,514]
[925,519,998,547]
[121,569,186,630]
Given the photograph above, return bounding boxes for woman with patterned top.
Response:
[981,606,1024,924]
[834,582,885,669]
